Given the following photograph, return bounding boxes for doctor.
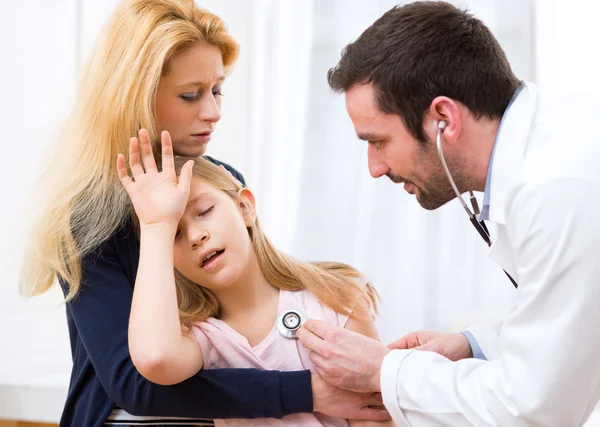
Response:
[298,1,600,426]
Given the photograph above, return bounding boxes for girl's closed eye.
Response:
[174,205,213,238]
[199,205,214,217]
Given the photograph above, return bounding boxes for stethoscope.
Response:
[436,120,518,289]
[276,309,306,339]
[274,123,517,339]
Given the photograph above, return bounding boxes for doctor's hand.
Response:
[311,373,390,421]
[387,330,473,361]
[298,320,390,394]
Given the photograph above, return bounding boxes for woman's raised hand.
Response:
[117,129,194,229]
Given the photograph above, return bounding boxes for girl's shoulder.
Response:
[282,275,369,328]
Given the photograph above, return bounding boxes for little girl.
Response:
[117,130,391,426]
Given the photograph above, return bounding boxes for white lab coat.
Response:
[381,82,600,426]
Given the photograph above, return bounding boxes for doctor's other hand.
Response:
[311,373,390,421]
[299,320,390,394]
[387,330,473,361]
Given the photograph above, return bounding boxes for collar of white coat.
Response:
[486,81,539,225]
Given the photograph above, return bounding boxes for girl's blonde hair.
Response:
[20,0,239,300]
[173,158,379,325]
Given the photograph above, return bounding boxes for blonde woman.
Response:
[20,1,388,426]
[117,132,393,427]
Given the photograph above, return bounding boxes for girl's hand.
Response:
[117,129,194,228]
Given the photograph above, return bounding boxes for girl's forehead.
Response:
[189,178,217,197]
[188,177,231,203]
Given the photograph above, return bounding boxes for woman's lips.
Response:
[192,133,212,143]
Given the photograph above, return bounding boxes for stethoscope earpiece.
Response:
[436,121,479,217]
[276,310,306,339]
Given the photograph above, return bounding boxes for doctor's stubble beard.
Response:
[386,140,466,211]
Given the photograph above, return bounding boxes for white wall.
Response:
[0,0,77,390]
[0,0,79,421]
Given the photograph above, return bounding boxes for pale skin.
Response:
[117,129,390,423]
[156,43,225,157]
[297,82,500,394]
[298,324,473,393]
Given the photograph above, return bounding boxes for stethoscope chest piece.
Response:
[277,309,306,339]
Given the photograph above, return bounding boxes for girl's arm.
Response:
[118,129,202,385]
[128,222,203,385]
[345,299,395,427]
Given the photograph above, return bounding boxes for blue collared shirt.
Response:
[479,81,525,221]
[460,330,487,359]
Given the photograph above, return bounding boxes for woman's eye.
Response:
[180,88,223,103]
[179,93,200,103]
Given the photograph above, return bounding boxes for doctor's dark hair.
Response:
[327,1,520,142]
[171,157,379,326]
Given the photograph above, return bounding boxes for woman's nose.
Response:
[197,94,221,123]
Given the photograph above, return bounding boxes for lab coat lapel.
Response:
[486,82,539,278]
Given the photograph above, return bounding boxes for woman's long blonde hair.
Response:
[173,158,379,326]
[20,0,239,300]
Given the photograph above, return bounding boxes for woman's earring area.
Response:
[375,141,381,150]
[277,310,306,339]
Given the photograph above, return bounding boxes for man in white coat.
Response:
[298,2,600,426]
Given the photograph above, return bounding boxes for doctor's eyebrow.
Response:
[356,132,384,141]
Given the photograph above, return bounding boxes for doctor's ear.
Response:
[238,188,257,227]
[426,96,461,144]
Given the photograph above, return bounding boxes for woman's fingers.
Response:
[128,137,145,177]
[116,154,133,187]
[139,129,157,173]
[161,130,175,172]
